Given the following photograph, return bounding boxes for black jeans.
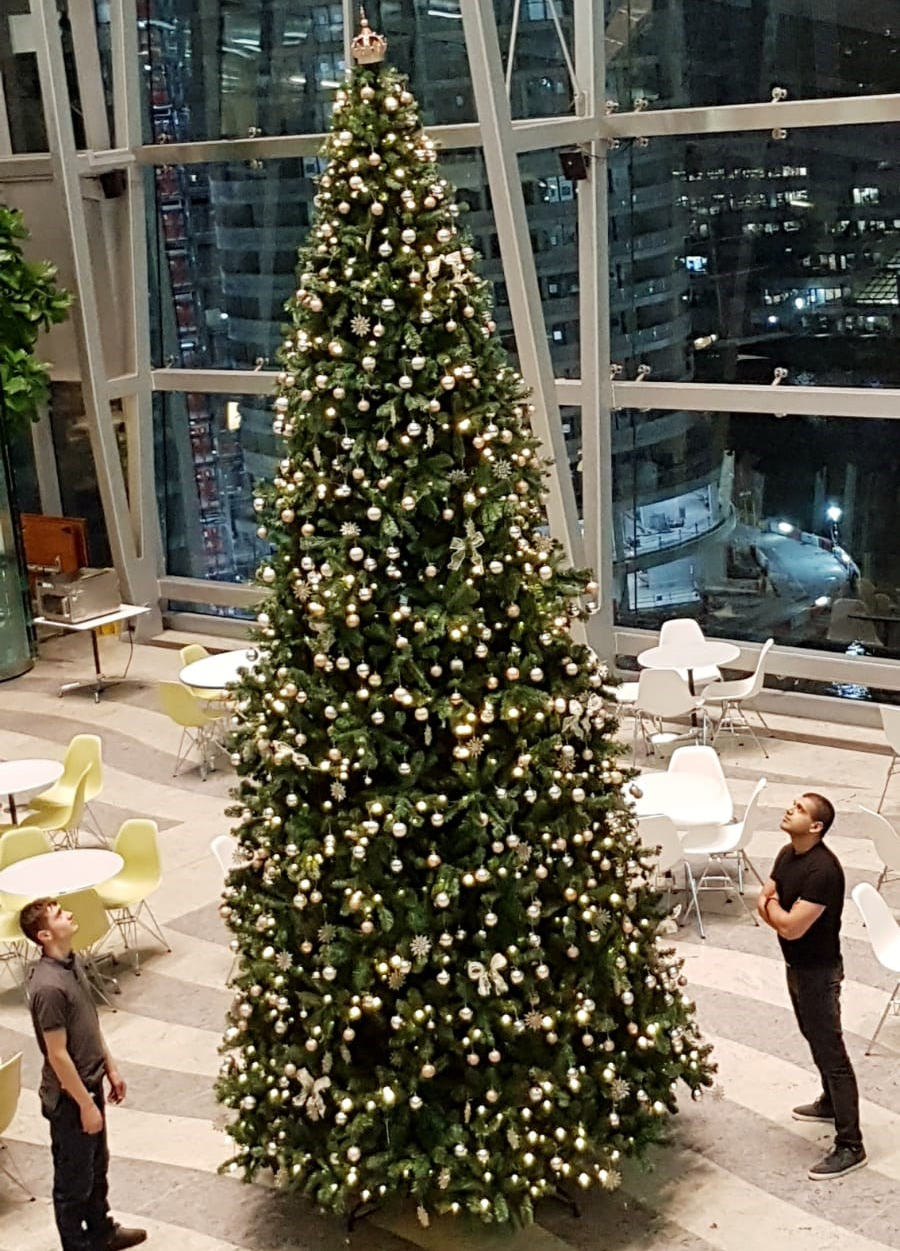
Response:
[786,961,863,1152]
[45,1086,115,1251]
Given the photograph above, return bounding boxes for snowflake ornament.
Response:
[410,934,432,959]
[317,923,337,944]
[524,1008,544,1031]
[276,951,293,971]
[340,521,360,537]
[350,313,371,335]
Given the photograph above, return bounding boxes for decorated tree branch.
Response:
[217,15,713,1229]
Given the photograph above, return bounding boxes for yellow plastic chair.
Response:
[0,1052,33,1198]
[28,736,103,840]
[16,768,91,849]
[159,681,224,780]
[0,827,53,869]
[181,643,228,704]
[0,910,28,990]
[66,890,118,1008]
[97,819,170,973]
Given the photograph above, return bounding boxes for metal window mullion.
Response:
[111,0,163,581]
[28,0,155,615]
[29,402,62,515]
[67,0,111,151]
[605,91,900,140]
[459,0,583,568]
[612,380,900,421]
[572,0,614,655]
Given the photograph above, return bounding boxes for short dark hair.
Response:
[19,897,57,945]
[802,792,835,836]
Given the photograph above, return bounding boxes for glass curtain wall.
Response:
[606,0,900,673]
[133,1,900,681]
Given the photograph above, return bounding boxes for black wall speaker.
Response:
[559,149,589,181]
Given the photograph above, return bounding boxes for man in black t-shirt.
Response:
[757,793,865,1180]
[20,898,147,1251]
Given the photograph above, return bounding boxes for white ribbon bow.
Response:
[449,520,485,570]
[468,952,508,997]
[296,1068,331,1120]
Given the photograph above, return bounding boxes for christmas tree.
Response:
[217,15,713,1229]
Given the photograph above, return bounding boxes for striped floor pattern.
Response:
[1,632,899,1251]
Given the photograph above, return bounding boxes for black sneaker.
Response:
[808,1146,867,1181]
[106,1227,148,1251]
[792,1098,834,1123]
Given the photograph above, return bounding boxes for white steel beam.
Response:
[572,0,615,656]
[134,117,607,168]
[67,0,111,151]
[110,0,164,573]
[612,380,900,421]
[605,92,900,140]
[459,0,583,567]
[29,0,160,628]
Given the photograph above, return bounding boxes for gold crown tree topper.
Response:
[351,9,387,64]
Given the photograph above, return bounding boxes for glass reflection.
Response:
[611,125,900,386]
[142,0,344,144]
[141,0,575,143]
[154,391,266,584]
[613,407,900,657]
[606,0,900,112]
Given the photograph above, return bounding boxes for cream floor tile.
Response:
[624,1146,897,1251]
[707,1033,900,1176]
[0,1198,245,1251]
[0,996,220,1078]
[678,944,900,1051]
[11,1088,225,1175]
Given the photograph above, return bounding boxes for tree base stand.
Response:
[549,1184,581,1219]
[345,1199,381,1234]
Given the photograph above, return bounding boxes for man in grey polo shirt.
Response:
[20,898,147,1251]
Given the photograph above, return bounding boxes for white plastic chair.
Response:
[857,806,900,893]
[667,746,735,826]
[877,705,900,812]
[851,882,900,1054]
[634,669,707,756]
[659,618,722,687]
[703,638,774,758]
[210,834,238,879]
[638,814,684,915]
[679,778,763,940]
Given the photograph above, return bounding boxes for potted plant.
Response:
[0,204,71,678]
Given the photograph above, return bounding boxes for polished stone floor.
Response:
[1,631,899,1251]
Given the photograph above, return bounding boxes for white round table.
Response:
[179,648,258,692]
[637,640,740,694]
[626,772,733,828]
[0,849,123,900]
[0,758,64,824]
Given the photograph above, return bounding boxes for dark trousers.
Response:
[45,1086,115,1251]
[786,961,863,1152]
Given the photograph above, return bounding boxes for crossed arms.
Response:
[757,878,825,940]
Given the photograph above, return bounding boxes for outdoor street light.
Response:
[826,504,842,544]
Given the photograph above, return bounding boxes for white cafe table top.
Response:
[179,647,258,691]
[0,849,123,900]
[626,771,733,828]
[637,640,741,672]
[0,758,64,800]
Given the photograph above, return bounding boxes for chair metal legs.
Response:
[681,855,761,940]
[0,1142,34,1200]
[865,979,900,1055]
[877,754,898,814]
[109,902,171,973]
[711,699,769,757]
